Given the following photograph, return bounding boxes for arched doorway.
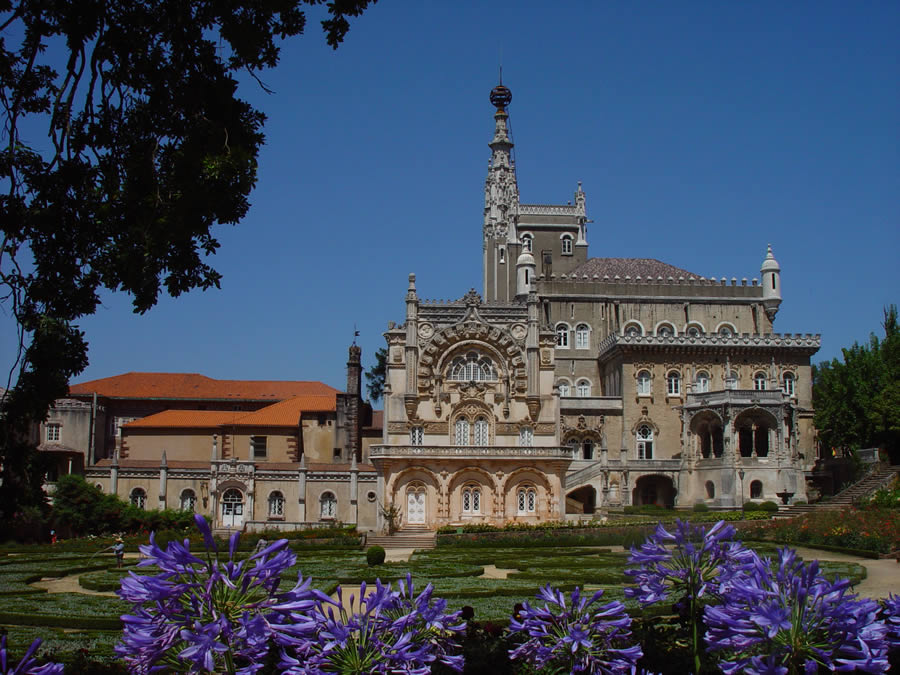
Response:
[221,488,244,528]
[632,475,676,507]
[407,483,426,525]
[566,485,597,514]
[691,411,724,459]
[735,410,778,458]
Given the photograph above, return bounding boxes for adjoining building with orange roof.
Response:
[39,345,382,531]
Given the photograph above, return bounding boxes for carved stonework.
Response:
[510,323,527,340]
[423,421,449,434]
[403,396,418,421]
[535,423,555,434]
[526,396,541,421]
[417,323,434,340]
[540,348,552,365]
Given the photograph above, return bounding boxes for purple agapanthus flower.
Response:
[0,636,63,675]
[507,585,642,674]
[272,573,465,674]
[116,514,316,674]
[624,519,754,673]
[704,546,890,674]
[883,593,900,648]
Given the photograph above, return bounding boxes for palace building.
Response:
[40,83,821,533]
[373,83,820,530]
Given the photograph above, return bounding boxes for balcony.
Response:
[559,396,623,413]
[369,445,573,460]
[686,389,785,407]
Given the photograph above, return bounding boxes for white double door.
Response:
[407,490,425,525]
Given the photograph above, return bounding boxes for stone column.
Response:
[349,455,359,525]
[159,450,168,509]
[298,455,308,523]
[110,450,119,496]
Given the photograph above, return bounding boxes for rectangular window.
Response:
[637,440,653,460]
[410,426,424,446]
[46,423,61,442]
[250,435,267,459]
[519,427,533,447]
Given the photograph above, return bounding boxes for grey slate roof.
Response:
[571,258,700,279]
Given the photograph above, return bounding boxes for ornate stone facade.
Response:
[377,84,820,527]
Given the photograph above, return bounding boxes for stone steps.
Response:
[366,527,436,550]
[775,466,898,519]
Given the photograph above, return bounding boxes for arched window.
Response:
[754,372,768,391]
[498,247,506,263]
[462,485,482,514]
[130,487,146,510]
[685,323,703,337]
[636,370,652,396]
[624,323,643,337]
[268,491,285,517]
[725,371,739,390]
[750,480,763,499]
[410,426,424,446]
[180,489,196,512]
[555,323,570,348]
[520,233,533,252]
[666,371,681,396]
[575,324,590,349]
[454,418,470,446]
[782,372,795,396]
[474,417,490,445]
[576,379,591,397]
[517,486,537,514]
[561,234,573,255]
[557,380,571,397]
[718,325,734,337]
[695,371,710,394]
[636,425,654,459]
[320,492,337,519]
[519,427,533,447]
[449,352,497,382]
[705,481,715,499]
[656,323,675,337]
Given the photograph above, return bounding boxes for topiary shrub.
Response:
[366,545,385,566]
[692,502,710,512]
[758,501,780,512]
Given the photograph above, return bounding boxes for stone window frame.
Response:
[622,321,644,337]
[250,435,267,459]
[268,490,285,518]
[130,487,147,510]
[517,485,537,514]
[694,370,710,393]
[520,232,533,252]
[410,426,424,446]
[461,484,482,515]
[575,323,591,349]
[715,322,737,337]
[46,422,61,442]
[518,426,534,447]
[557,378,571,397]
[179,489,196,512]
[754,371,768,391]
[666,370,682,397]
[636,369,652,396]
[448,351,497,382]
[636,425,654,460]
[684,322,705,337]
[782,371,796,397]
[319,491,337,520]
[560,233,573,255]
[750,480,764,499]
[555,322,571,349]
[576,379,592,397]
[655,321,676,337]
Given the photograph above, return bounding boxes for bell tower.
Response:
[483,81,520,303]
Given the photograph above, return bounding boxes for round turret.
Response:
[760,244,782,322]
[516,249,536,297]
[490,84,512,110]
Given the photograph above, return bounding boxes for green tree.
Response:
[813,305,900,464]
[0,0,375,516]
[365,346,387,403]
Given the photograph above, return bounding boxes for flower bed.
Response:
[742,506,900,553]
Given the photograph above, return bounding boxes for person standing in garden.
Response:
[113,537,125,568]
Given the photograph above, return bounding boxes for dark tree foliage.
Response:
[365,346,387,402]
[0,0,375,516]
[813,305,900,464]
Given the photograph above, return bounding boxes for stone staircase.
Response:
[366,526,436,550]
[775,465,899,519]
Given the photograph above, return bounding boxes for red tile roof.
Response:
[69,373,338,401]
[123,395,336,430]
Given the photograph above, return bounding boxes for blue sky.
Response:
[2,1,898,396]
